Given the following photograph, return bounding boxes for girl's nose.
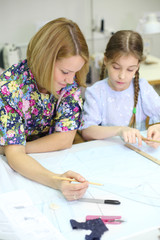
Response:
[118,71,125,79]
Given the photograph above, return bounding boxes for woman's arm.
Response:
[4,144,89,200]
[82,125,142,146]
[25,130,76,154]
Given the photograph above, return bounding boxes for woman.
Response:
[0,18,89,200]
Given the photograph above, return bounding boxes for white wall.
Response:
[0,0,160,58]
[92,0,160,57]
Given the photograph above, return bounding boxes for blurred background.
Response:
[0,0,160,86]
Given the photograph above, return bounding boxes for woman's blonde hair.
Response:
[100,30,146,128]
[27,18,89,95]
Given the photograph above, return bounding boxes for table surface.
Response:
[140,55,160,85]
[0,133,160,240]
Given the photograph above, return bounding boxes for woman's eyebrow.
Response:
[63,68,73,72]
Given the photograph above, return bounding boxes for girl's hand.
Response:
[146,124,160,148]
[56,170,89,201]
[119,127,142,147]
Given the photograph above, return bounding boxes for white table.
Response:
[0,134,160,240]
[140,55,160,85]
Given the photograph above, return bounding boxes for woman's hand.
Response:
[56,170,89,201]
[4,145,89,201]
[146,124,160,148]
[119,126,142,146]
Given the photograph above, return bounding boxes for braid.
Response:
[102,30,145,128]
[129,70,140,128]
[100,62,106,80]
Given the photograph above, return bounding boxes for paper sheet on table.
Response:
[31,139,160,207]
[0,190,66,240]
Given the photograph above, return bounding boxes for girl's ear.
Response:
[103,56,108,66]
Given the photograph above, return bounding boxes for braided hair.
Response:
[100,30,145,128]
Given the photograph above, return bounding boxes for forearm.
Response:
[4,144,89,200]
[25,130,76,154]
[4,145,61,189]
[82,125,123,140]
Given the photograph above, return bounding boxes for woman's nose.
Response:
[65,76,74,84]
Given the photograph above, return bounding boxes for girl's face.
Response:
[105,54,139,91]
[53,55,85,91]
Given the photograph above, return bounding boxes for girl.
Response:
[0,18,89,201]
[81,30,160,147]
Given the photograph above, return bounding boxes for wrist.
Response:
[117,126,123,137]
[51,174,62,190]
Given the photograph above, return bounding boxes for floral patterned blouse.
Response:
[0,60,83,146]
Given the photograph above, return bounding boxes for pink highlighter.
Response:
[86,215,124,224]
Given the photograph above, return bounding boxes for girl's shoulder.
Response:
[87,78,108,91]
[91,78,107,87]
[139,78,153,90]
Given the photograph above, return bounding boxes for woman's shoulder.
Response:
[60,81,80,97]
[0,60,37,108]
[0,59,33,86]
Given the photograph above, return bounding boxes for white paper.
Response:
[0,190,66,240]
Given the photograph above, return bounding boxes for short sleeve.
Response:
[54,88,83,132]
[0,61,29,146]
[81,84,103,129]
[139,78,160,124]
[0,104,26,146]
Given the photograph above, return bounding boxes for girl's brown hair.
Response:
[100,30,145,128]
[27,18,89,95]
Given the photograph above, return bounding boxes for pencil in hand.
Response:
[52,176,103,186]
[142,137,160,144]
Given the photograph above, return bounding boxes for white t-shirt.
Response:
[82,78,160,131]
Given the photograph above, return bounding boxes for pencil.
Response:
[142,137,160,144]
[52,176,103,186]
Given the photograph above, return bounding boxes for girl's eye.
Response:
[113,65,120,70]
[62,70,68,74]
[127,69,134,72]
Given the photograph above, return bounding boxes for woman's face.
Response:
[53,55,85,91]
[105,54,139,91]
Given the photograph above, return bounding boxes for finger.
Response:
[61,181,89,195]
[64,186,88,201]
[122,132,129,143]
[127,133,136,144]
[131,134,137,144]
[146,141,159,149]
[136,133,142,147]
[70,182,89,191]
[147,130,155,139]
[65,170,86,182]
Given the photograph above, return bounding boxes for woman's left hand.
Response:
[57,170,89,201]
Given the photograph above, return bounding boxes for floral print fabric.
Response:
[0,60,83,146]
